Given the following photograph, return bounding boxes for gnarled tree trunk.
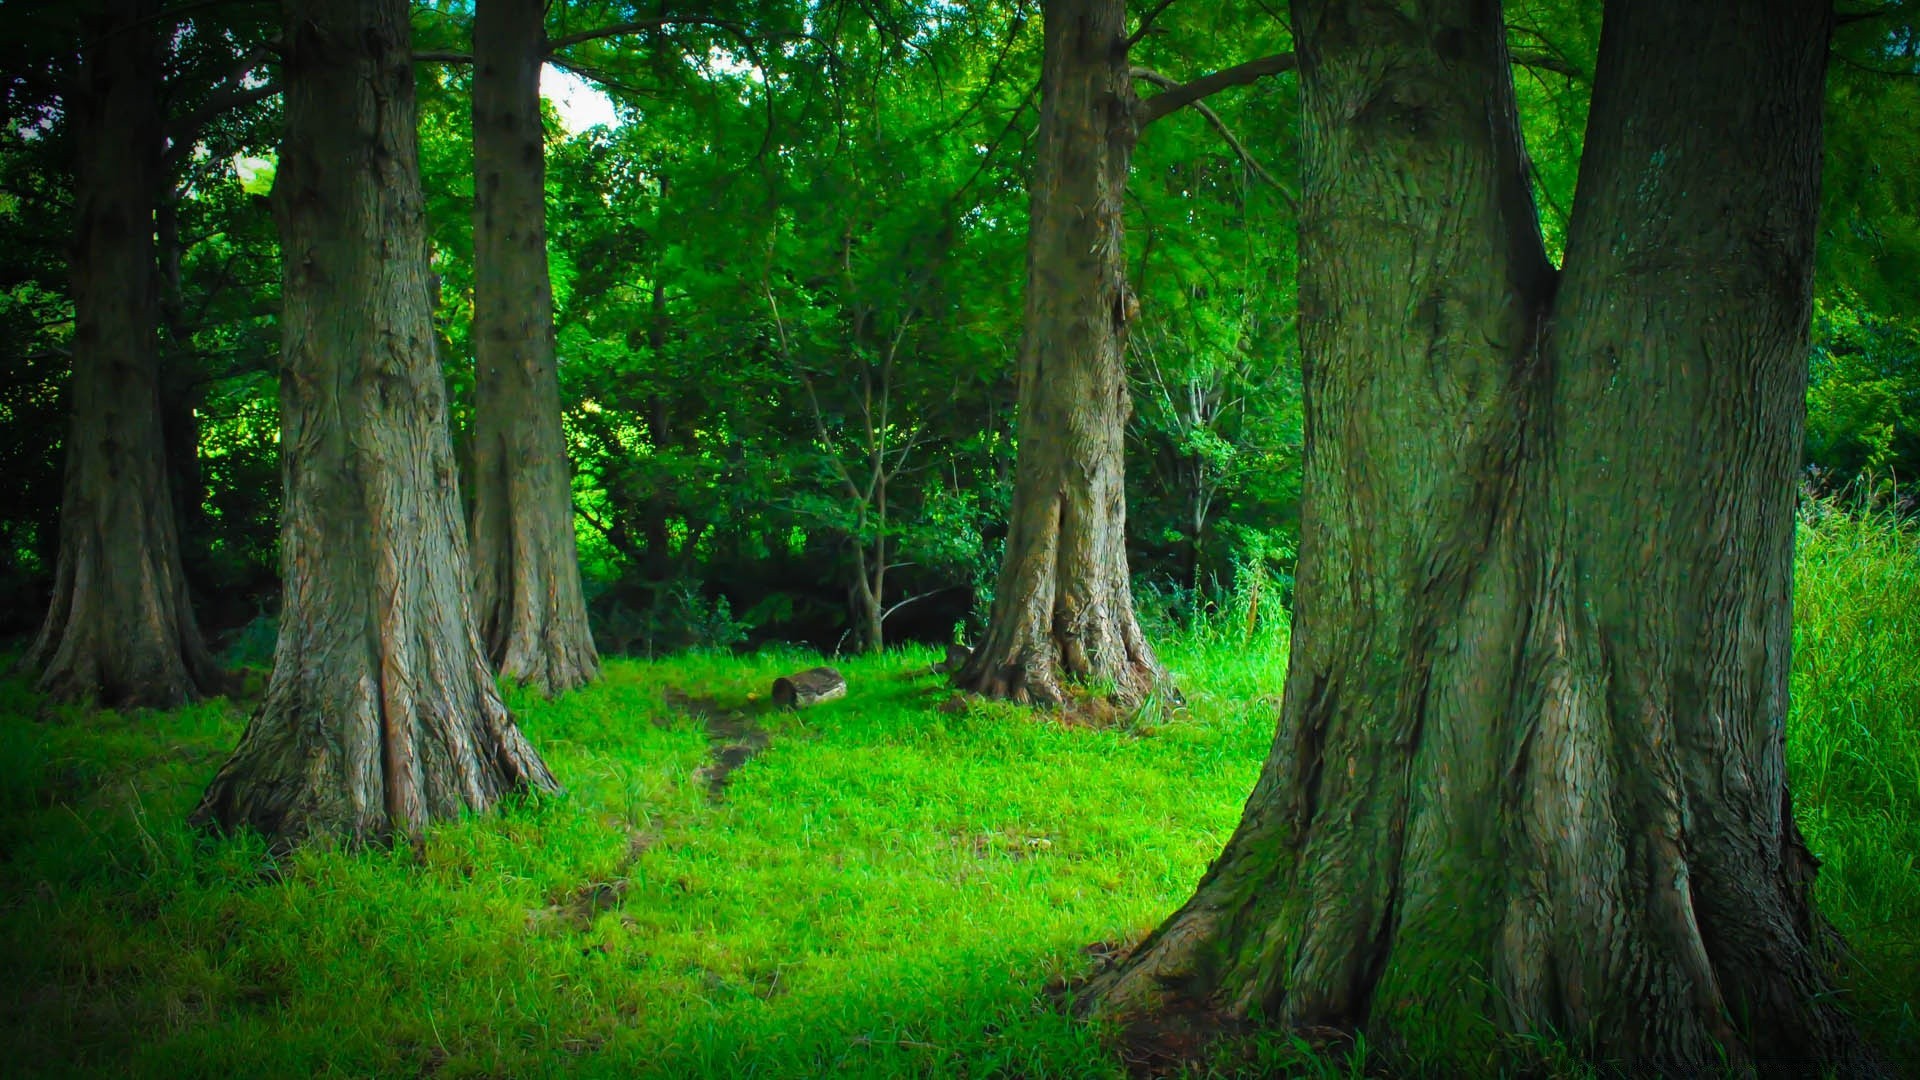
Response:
[23,0,217,708]
[1081,0,1885,1074]
[467,0,601,695]
[194,0,557,846]
[956,0,1167,707]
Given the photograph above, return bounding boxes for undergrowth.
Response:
[0,501,1912,1078]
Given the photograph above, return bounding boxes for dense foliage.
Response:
[0,0,1913,657]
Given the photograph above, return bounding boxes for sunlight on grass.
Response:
[0,503,1913,1078]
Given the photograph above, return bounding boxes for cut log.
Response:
[771,667,846,709]
[934,643,972,675]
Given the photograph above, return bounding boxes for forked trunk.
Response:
[468,0,600,695]
[194,0,557,846]
[956,0,1167,707]
[1081,1,1885,1073]
[23,0,217,708]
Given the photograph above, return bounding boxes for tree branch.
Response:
[1510,48,1579,78]
[1126,0,1180,47]
[547,16,718,52]
[413,50,473,64]
[165,81,279,164]
[1834,50,1920,76]
[881,585,965,625]
[542,54,661,101]
[1835,4,1903,26]
[1132,67,1298,211]
[1135,52,1295,128]
[547,15,830,58]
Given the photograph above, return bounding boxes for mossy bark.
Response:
[468,0,600,696]
[1081,1,1885,1074]
[193,0,557,846]
[956,0,1168,707]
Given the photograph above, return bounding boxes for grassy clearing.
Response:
[0,504,1914,1078]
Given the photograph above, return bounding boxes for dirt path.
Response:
[662,689,772,802]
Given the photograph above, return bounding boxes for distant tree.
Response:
[957,0,1293,705]
[468,0,601,695]
[20,0,219,707]
[195,0,556,844]
[1081,0,1888,1074]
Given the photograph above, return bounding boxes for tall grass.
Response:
[0,502,1911,1078]
[1787,496,1920,1063]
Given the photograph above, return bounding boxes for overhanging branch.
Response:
[1835,4,1903,26]
[1126,0,1180,47]
[1132,66,1298,211]
[165,81,278,164]
[1135,51,1296,127]
[1510,48,1579,78]
[547,16,729,52]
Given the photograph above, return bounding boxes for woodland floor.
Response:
[0,511,1915,1079]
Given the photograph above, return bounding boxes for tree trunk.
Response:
[22,0,218,708]
[956,0,1168,707]
[468,0,601,695]
[193,0,558,846]
[850,538,885,654]
[1081,0,1885,1074]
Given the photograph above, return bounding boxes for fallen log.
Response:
[772,666,846,709]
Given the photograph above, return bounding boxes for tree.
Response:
[957,0,1293,705]
[1080,0,1888,1073]
[468,0,601,695]
[21,0,219,708]
[194,0,556,845]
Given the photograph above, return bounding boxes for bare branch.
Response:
[1510,48,1579,78]
[1132,66,1298,211]
[1135,52,1295,128]
[880,585,965,624]
[1126,0,1180,47]
[542,55,663,101]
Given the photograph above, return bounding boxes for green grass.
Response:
[0,503,1914,1079]
[1789,499,1920,1066]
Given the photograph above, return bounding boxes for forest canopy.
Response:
[1,0,1914,659]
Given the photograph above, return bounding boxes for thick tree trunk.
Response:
[956,0,1168,707]
[193,0,557,846]
[1081,1,1884,1074]
[22,0,218,708]
[468,0,601,695]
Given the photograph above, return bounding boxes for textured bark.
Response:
[956,0,1168,707]
[22,0,218,708]
[1080,1,1885,1074]
[468,0,601,695]
[193,0,557,846]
